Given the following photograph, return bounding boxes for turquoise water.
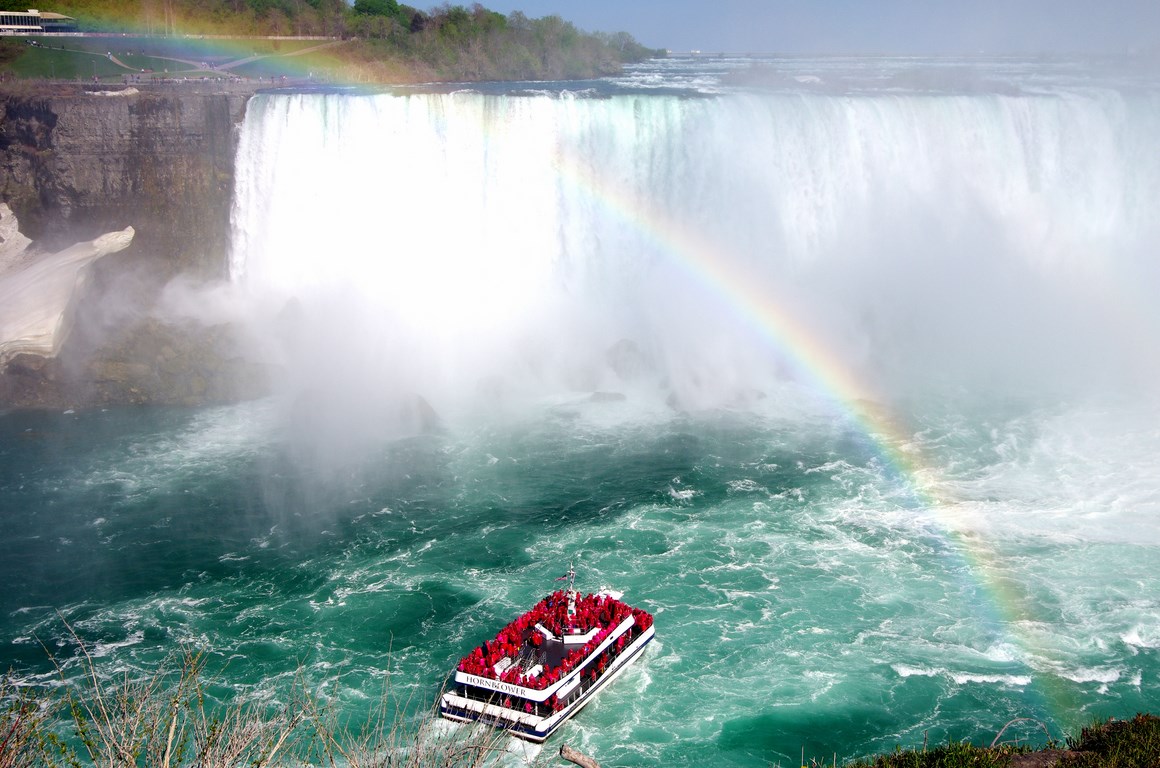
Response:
[2,394,1158,766]
[4,56,1160,766]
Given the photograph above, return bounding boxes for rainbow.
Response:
[548,142,1079,731]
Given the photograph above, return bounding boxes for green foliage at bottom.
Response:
[847,740,1031,768]
[1059,714,1160,768]
[840,714,1160,768]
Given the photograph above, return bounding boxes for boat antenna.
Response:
[566,559,577,622]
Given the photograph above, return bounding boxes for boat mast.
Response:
[565,560,577,625]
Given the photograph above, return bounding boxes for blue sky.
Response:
[478,0,1160,55]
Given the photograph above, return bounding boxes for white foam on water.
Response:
[1122,626,1160,649]
[1059,667,1122,685]
[892,664,941,678]
[948,673,1033,687]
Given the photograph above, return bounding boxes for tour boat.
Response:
[439,566,655,742]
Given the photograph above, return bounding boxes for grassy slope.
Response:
[0,35,355,81]
[0,33,649,84]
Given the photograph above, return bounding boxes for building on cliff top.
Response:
[0,9,77,34]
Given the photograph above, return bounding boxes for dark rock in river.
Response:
[85,318,271,406]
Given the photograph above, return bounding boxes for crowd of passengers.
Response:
[456,590,654,690]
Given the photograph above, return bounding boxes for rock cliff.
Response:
[1,82,251,276]
[0,83,267,408]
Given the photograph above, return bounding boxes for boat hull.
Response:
[440,624,654,742]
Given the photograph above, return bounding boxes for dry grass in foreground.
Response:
[3,631,1158,768]
[1,637,533,768]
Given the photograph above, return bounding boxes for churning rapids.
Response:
[2,56,1159,766]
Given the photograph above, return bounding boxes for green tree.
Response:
[351,0,397,17]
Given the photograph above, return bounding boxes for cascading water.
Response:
[2,59,1159,767]
[229,76,1160,423]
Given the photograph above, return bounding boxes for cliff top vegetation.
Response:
[0,1,665,83]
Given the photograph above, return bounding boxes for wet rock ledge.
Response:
[0,82,267,409]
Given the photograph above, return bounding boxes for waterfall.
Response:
[229,85,1160,419]
[4,65,1159,768]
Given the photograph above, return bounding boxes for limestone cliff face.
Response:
[0,84,252,279]
[0,84,266,408]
